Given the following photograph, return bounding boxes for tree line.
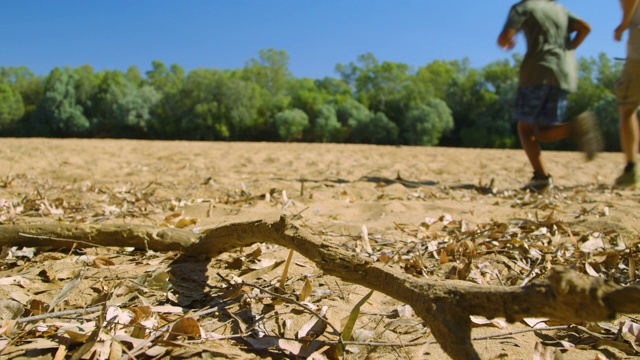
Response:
[0,48,623,150]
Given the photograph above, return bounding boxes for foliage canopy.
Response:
[0,50,624,150]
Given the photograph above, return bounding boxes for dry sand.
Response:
[0,138,638,359]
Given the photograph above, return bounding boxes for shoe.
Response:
[521,173,553,193]
[615,169,638,187]
[570,111,604,161]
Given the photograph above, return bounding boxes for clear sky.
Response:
[1,1,626,79]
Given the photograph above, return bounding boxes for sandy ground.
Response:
[1,138,639,359]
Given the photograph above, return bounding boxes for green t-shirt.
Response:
[503,0,580,92]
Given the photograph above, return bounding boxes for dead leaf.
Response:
[28,299,49,315]
[361,225,373,254]
[241,260,284,282]
[580,235,604,253]
[0,320,17,336]
[109,340,123,360]
[0,300,24,320]
[37,269,55,282]
[105,306,136,325]
[440,250,449,264]
[342,290,373,342]
[585,262,601,277]
[523,317,549,329]
[56,268,80,281]
[62,330,90,345]
[620,319,640,353]
[151,305,184,313]
[2,338,59,356]
[9,246,36,259]
[94,256,115,268]
[278,249,295,291]
[470,315,506,329]
[533,341,555,360]
[0,338,8,353]
[168,317,202,340]
[352,328,374,342]
[145,345,168,357]
[298,306,328,340]
[49,270,84,312]
[0,276,30,287]
[148,271,174,290]
[175,216,198,228]
[130,305,152,322]
[244,336,326,358]
[164,212,184,221]
[299,277,313,302]
[247,257,277,270]
[397,304,413,318]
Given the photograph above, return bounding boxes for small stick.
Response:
[17,306,103,324]
[19,233,103,248]
[473,325,571,341]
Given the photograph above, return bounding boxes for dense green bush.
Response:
[0,49,624,150]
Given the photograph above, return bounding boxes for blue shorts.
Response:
[514,85,568,126]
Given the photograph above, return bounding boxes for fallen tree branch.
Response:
[2,215,640,360]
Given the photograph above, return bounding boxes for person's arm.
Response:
[498,28,518,50]
[615,0,640,42]
[568,18,591,50]
[498,4,523,51]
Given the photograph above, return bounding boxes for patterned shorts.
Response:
[514,85,568,126]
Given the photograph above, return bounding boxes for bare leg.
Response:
[534,123,571,143]
[518,120,547,176]
[619,106,639,165]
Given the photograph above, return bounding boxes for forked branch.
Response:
[1,216,639,360]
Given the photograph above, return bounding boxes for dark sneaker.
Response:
[521,173,553,193]
[615,169,638,187]
[570,111,603,161]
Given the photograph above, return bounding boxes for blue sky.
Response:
[1,1,626,79]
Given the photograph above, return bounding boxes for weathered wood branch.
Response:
[1,216,639,360]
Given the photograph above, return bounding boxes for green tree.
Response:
[592,92,618,152]
[479,58,519,148]
[565,53,620,151]
[336,53,411,122]
[336,99,371,141]
[30,67,90,137]
[275,108,309,142]
[163,68,262,140]
[72,65,98,114]
[244,49,293,96]
[223,78,264,140]
[125,65,144,86]
[145,61,186,137]
[288,78,330,123]
[351,111,399,145]
[414,59,468,101]
[90,70,126,136]
[146,61,185,94]
[402,98,453,146]
[242,49,294,139]
[104,78,161,137]
[443,64,517,148]
[314,103,343,143]
[0,81,24,131]
[314,77,352,100]
[0,66,43,133]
